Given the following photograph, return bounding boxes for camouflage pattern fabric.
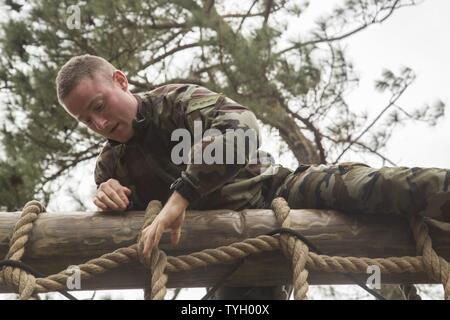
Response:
[277,162,450,222]
[95,84,291,211]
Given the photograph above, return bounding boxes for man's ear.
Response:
[112,70,128,91]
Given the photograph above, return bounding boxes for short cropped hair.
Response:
[56,54,115,103]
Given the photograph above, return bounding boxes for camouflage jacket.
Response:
[94,84,292,211]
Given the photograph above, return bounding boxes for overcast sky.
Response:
[309,0,449,168]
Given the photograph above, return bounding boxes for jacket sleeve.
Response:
[94,142,116,188]
[174,87,261,202]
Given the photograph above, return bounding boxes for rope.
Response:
[0,259,77,300]
[410,215,450,299]
[138,201,168,300]
[0,198,448,300]
[0,200,44,300]
[272,198,309,300]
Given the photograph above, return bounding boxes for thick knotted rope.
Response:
[0,200,45,299]
[410,215,450,299]
[1,198,449,300]
[272,198,309,300]
[138,201,168,300]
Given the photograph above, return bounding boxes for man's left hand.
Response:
[141,191,189,257]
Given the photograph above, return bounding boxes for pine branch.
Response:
[276,0,409,56]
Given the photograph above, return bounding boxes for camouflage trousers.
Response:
[215,162,450,300]
[281,162,450,222]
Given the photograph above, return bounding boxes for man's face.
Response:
[62,72,137,143]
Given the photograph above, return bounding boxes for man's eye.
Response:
[94,104,104,112]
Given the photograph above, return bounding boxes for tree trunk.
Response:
[196,3,320,164]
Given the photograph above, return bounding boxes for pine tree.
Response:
[0,0,444,210]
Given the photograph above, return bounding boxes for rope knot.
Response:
[0,200,45,299]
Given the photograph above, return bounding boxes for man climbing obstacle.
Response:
[55,54,450,299]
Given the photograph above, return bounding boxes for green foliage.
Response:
[0,0,444,210]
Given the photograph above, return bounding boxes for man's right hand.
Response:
[94,178,132,211]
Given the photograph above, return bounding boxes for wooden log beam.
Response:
[1,208,449,293]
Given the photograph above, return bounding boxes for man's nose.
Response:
[92,116,108,131]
